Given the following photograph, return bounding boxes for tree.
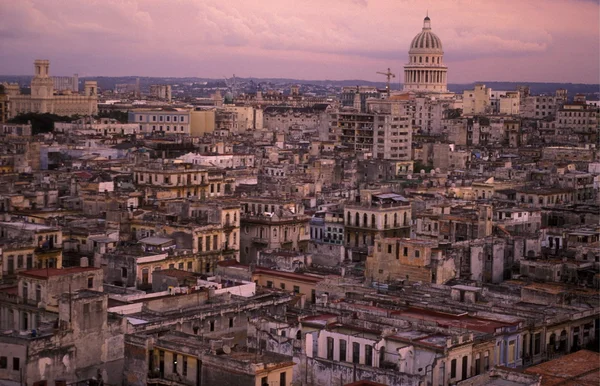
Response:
[95,110,129,123]
[7,112,78,135]
[413,160,434,173]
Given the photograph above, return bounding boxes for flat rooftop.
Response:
[19,266,100,279]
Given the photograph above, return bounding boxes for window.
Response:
[534,333,541,355]
[280,283,286,290]
[209,321,215,332]
[293,286,300,294]
[451,358,457,378]
[229,318,234,328]
[352,342,360,364]
[388,245,392,253]
[182,356,187,376]
[267,281,273,288]
[339,339,347,361]
[13,357,19,371]
[415,250,420,258]
[0,356,6,369]
[327,337,334,360]
[121,267,127,278]
[508,340,516,363]
[173,354,177,374]
[365,345,373,366]
[484,351,490,370]
[187,261,193,271]
[261,377,268,386]
[87,276,94,289]
[403,247,408,256]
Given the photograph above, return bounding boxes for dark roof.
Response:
[263,104,329,114]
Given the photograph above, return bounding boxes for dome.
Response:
[409,17,443,52]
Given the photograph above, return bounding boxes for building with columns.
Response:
[3,60,98,118]
[403,16,448,93]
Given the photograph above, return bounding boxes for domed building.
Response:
[403,16,448,93]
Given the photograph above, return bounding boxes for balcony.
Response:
[223,221,236,229]
[252,237,269,245]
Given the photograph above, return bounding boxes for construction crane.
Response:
[376,68,396,97]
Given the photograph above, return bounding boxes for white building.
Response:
[53,74,79,92]
[149,85,172,102]
[403,16,448,93]
[128,108,191,135]
[177,152,255,169]
[55,118,139,136]
[4,60,98,118]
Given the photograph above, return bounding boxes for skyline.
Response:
[0,0,599,84]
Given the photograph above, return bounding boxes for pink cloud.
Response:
[0,0,597,83]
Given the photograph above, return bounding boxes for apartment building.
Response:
[344,192,412,259]
[333,111,412,161]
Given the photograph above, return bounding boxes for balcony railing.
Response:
[252,237,269,244]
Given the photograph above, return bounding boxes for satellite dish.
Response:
[222,345,231,354]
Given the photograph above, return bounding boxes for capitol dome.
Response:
[403,15,448,93]
[409,17,443,52]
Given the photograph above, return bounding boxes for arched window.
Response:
[347,212,351,225]
[363,213,368,227]
[403,212,408,226]
[355,213,360,227]
[384,214,388,226]
[419,56,422,63]
[371,214,376,228]
[394,213,398,226]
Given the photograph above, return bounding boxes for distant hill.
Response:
[0,75,597,98]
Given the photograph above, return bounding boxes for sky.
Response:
[0,0,599,84]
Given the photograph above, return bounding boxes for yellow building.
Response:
[0,93,9,123]
[190,109,216,136]
[366,237,438,284]
[133,163,232,201]
[253,267,322,304]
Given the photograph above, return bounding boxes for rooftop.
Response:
[19,266,101,280]
[525,350,600,386]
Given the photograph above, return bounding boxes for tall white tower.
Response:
[403,16,448,92]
